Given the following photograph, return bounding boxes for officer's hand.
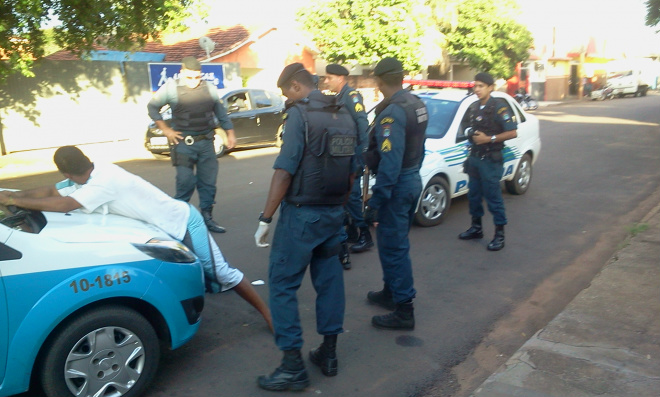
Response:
[254,221,270,247]
[472,131,488,145]
[161,126,183,145]
[364,205,378,227]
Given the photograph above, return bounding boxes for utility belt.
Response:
[182,131,215,146]
[470,147,503,162]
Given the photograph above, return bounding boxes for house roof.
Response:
[46,25,253,62]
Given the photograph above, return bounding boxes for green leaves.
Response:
[444,0,533,79]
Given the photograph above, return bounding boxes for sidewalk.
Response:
[472,203,660,396]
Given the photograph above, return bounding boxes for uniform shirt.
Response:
[56,163,190,240]
[146,79,234,132]
[474,97,517,133]
[369,89,413,210]
[336,84,369,158]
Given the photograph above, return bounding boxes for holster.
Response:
[170,146,195,168]
[362,150,380,175]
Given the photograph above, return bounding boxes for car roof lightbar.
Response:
[404,79,475,89]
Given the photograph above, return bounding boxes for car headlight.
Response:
[132,239,197,263]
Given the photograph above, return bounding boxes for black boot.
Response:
[372,301,415,330]
[458,217,483,240]
[350,226,374,253]
[346,223,359,244]
[201,207,226,234]
[367,286,396,311]
[309,334,338,376]
[257,350,310,391]
[487,225,505,251]
[339,241,351,270]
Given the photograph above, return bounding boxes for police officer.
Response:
[325,63,372,264]
[363,57,427,330]
[459,72,518,251]
[147,56,236,233]
[254,63,358,391]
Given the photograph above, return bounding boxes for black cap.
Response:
[181,56,201,71]
[326,63,349,76]
[474,72,494,86]
[277,63,307,87]
[374,57,404,76]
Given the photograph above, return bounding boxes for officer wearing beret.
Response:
[147,56,236,233]
[254,63,358,390]
[459,72,518,251]
[362,57,428,330]
[325,64,372,265]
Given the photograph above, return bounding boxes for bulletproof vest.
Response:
[285,91,358,206]
[365,91,428,172]
[469,98,505,153]
[171,83,217,133]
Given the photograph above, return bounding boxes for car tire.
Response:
[214,129,228,157]
[414,175,450,227]
[40,305,160,397]
[505,153,532,195]
[275,125,283,148]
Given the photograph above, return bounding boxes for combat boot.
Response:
[309,334,338,376]
[367,286,396,311]
[350,226,374,253]
[201,207,226,234]
[346,223,359,244]
[458,217,483,240]
[372,301,415,330]
[257,350,310,391]
[339,241,351,270]
[487,225,505,251]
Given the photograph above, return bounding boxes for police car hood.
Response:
[40,210,171,244]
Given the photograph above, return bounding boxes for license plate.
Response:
[150,137,168,146]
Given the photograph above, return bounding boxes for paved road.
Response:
[9,95,660,397]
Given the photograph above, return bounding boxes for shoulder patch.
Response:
[381,117,395,124]
[381,138,392,153]
[349,90,359,96]
[355,103,364,113]
[282,113,288,120]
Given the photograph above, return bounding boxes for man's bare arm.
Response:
[261,169,292,219]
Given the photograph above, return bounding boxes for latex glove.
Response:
[364,204,378,227]
[254,221,270,247]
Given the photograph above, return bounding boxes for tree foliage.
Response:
[645,0,660,28]
[296,0,434,73]
[443,0,533,79]
[0,0,207,82]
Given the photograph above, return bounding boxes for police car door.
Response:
[499,96,526,180]
[0,225,13,383]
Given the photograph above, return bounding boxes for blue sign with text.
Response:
[148,63,225,92]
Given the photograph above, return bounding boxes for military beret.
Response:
[181,56,201,71]
[277,62,307,87]
[326,63,349,76]
[474,72,494,86]
[374,57,404,76]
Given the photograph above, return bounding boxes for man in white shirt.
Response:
[0,145,272,331]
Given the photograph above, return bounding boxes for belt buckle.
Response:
[184,135,195,146]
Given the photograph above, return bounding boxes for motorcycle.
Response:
[514,88,538,111]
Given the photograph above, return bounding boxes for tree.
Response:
[0,0,207,82]
[296,0,435,73]
[645,0,660,28]
[444,0,533,79]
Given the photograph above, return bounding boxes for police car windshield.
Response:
[420,98,460,139]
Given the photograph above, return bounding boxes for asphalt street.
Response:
[5,94,660,397]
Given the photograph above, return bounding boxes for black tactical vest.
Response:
[468,98,505,154]
[364,91,428,172]
[171,84,217,133]
[285,91,358,206]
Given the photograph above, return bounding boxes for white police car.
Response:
[405,80,541,226]
[0,202,205,397]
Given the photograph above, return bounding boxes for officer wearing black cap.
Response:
[254,62,358,391]
[325,63,372,265]
[362,57,428,330]
[459,72,518,251]
[147,56,236,233]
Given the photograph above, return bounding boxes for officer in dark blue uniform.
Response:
[325,64,372,267]
[459,72,518,251]
[147,56,235,233]
[254,63,358,391]
[363,57,428,330]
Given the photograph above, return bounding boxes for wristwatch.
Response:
[490,135,497,143]
[258,212,272,224]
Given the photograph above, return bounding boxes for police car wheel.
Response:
[414,175,450,227]
[505,153,532,195]
[214,129,227,157]
[40,305,160,397]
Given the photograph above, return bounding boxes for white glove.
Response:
[254,221,270,247]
